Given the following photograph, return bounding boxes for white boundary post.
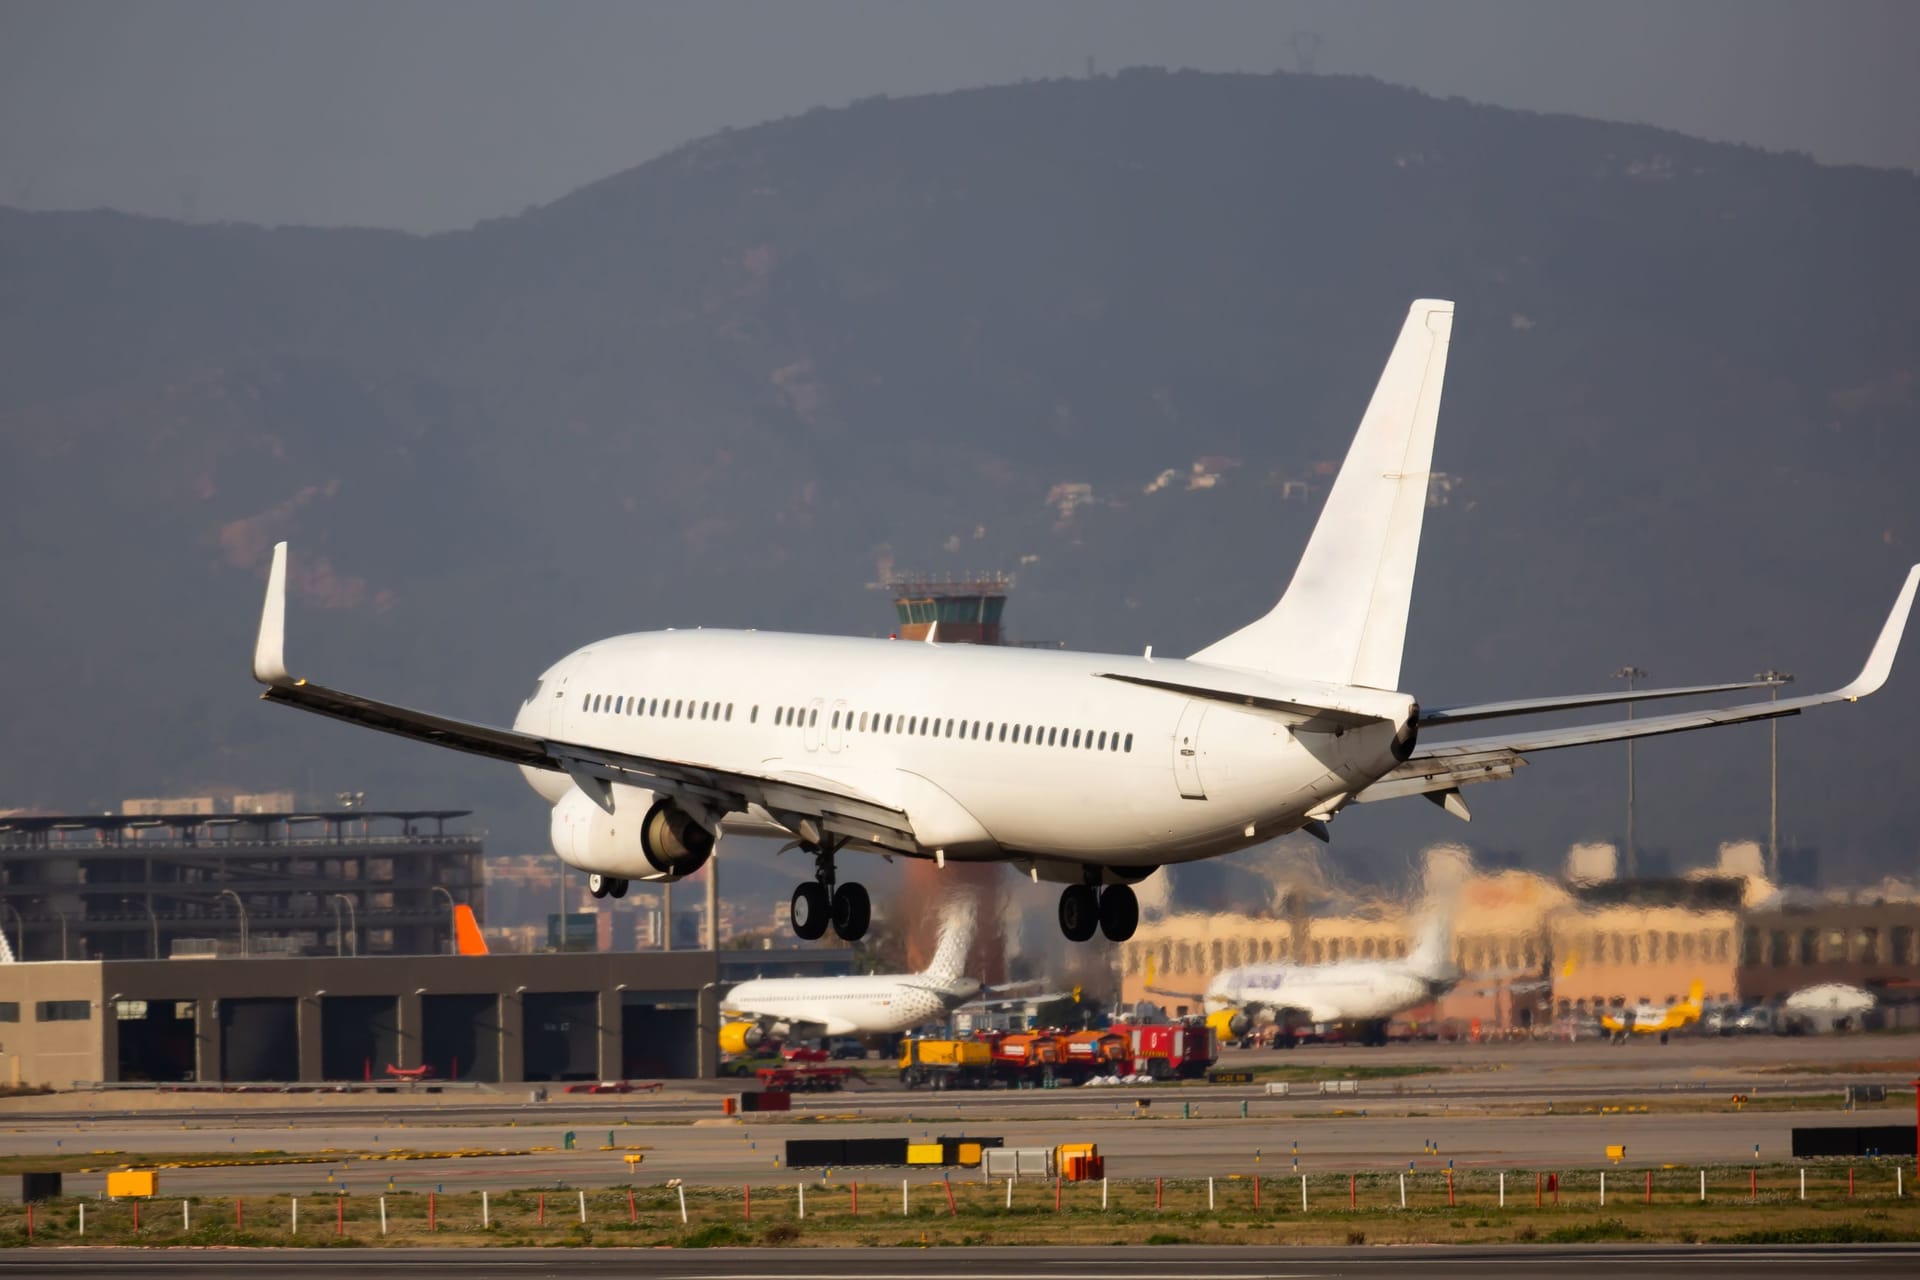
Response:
[183,1200,190,1231]
[798,1184,806,1219]
[77,1203,85,1236]
[678,1185,688,1224]
[291,1197,298,1234]
[1800,1168,1806,1200]
[1499,1171,1505,1208]
[481,1191,489,1229]
[1006,1178,1013,1209]
[902,1179,908,1217]
[1208,1177,1215,1210]
[1599,1171,1606,1207]
[1899,1166,1905,1198]
[1102,1176,1108,1210]
[1300,1174,1308,1211]
[380,1196,388,1235]
[578,1190,586,1223]
[1399,1173,1406,1209]
[1699,1169,1706,1202]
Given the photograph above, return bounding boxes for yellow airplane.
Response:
[1601,979,1704,1043]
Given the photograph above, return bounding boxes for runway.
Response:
[11,1244,1920,1278]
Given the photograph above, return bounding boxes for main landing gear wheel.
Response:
[1058,883,1099,942]
[607,877,629,899]
[791,882,830,941]
[1098,882,1139,942]
[830,881,871,942]
[588,873,608,899]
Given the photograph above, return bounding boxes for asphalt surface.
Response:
[11,1244,1920,1278]
[5,1032,1915,1194]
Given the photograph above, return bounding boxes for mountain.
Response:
[3,67,1917,898]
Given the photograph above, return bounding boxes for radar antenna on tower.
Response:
[1290,31,1325,75]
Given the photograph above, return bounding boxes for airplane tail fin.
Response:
[1684,978,1704,1013]
[1190,299,1454,690]
[453,904,489,957]
[923,896,978,981]
[1406,903,1458,983]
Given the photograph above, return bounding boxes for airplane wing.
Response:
[1363,566,1918,801]
[251,542,918,851]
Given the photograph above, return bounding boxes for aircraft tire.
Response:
[607,877,629,899]
[791,882,830,940]
[1058,884,1099,942]
[587,873,609,899]
[1098,883,1139,942]
[831,881,871,941]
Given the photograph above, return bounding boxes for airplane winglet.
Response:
[1837,564,1920,700]
[252,541,292,686]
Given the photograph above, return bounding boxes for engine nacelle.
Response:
[718,1020,767,1055]
[1206,1008,1251,1042]
[550,784,715,882]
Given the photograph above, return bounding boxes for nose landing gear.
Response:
[788,839,869,942]
[1058,877,1138,943]
[587,873,629,899]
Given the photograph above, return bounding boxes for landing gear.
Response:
[1058,880,1139,943]
[1098,883,1138,942]
[586,873,630,900]
[1058,884,1099,942]
[787,839,870,943]
[791,882,830,940]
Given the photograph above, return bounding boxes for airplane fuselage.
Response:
[512,629,1412,875]
[1208,960,1438,1023]
[723,971,983,1037]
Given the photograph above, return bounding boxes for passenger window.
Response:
[1124,733,1133,752]
[1098,731,1108,750]
[726,703,733,721]
[675,699,684,718]
[831,710,840,729]
[884,714,894,733]
[859,712,868,731]
[945,719,954,738]
[750,706,759,724]
[809,708,818,727]
[998,724,1007,742]
[971,722,980,740]
[1072,729,1081,748]
[1023,726,1033,744]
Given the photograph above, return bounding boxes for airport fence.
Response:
[2,1162,1916,1247]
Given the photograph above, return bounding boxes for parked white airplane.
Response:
[718,899,997,1051]
[1782,982,1877,1032]
[249,299,1920,946]
[1148,909,1459,1046]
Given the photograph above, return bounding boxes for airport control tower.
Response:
[880,572,1013,983]
[886,573,1012,646]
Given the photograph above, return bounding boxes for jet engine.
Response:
[549,783,716,882]
[718,1020,768,1056]
[1206,1008,1251,1043]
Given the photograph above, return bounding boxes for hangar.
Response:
[0,950,720,1087]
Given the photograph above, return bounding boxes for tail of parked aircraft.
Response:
[453,904,489,956]
[1191,299,1454,691]
[1405,903,1458,983]
[922,897,978,981]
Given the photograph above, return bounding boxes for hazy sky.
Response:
[3,0,1916,231]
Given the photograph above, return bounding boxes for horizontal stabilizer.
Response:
[1095,671,1388,732]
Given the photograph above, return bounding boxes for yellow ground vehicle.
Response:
[898,1038,993,1089]
[1601,980,1705,1043]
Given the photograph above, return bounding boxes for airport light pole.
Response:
[215,889,249,958]
[124,896,159,959]
[430,885,455,955]
[1612,666,1647,877]
[1754,670,1794,883]
[328,893,358,958]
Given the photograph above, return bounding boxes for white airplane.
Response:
[1148,909,1459,1047]
[249,299,1920,946]
[1782,982,1877,1032]
[718,899,991,1051]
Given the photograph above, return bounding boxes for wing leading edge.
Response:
[251,542,917,850]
